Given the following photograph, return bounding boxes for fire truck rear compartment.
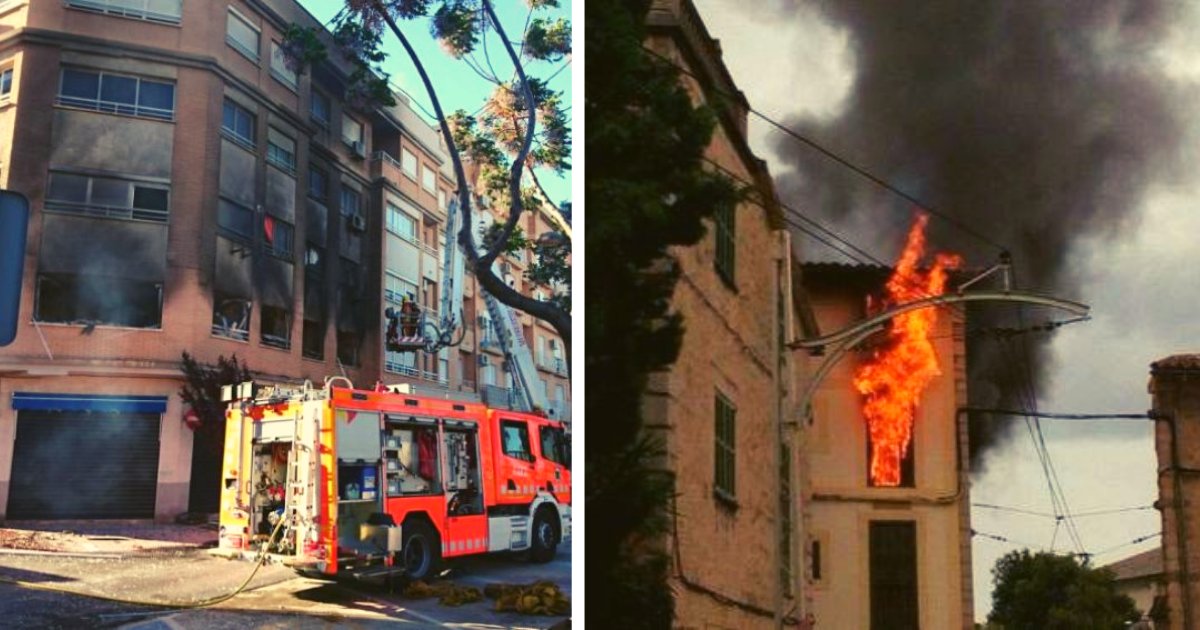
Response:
[249,441,293,553]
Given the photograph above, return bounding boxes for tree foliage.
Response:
[178,352,251,449]
[283,0,572,354]
[988,550,1139,630]
[586,0,741,626]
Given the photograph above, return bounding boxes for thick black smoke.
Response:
[772,1,1185,463]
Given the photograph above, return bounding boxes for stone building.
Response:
[644,0,798,626]
[795,263,973,629]
[1149,354,1200,629]
[0,0,568,522]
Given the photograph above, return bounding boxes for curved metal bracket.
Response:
[792,290,1091,424]
[789,290,1090,352]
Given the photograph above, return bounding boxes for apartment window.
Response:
[386,204,418,241]
[342,115,363,151]
[308,165,328,201]
[421,165,436,193]
[217,198,254,242]
[810,539,823,582]
[309,91,331,129]
[36,274,162,328]
[555,383,566,402]
[336,330,360,367]
[222,99,255,149]
[401,149,417,180]
[384,272,416,305]
[269,41,298,89]
[266,128,296,174]
[500,420,532,461]
[480,357,495,385]
[302,319,324,359]
[261,305,291,349]
[0,68,12,99]
[869,521,919,630]
[437,189,446,211]
[714,391,736,503]
[262,215,293,258]
[65,0,182,25]
[212,293,251,341]
[714,204,736,285]
[46,172,170,223]
[58,68,174,121]
[340,188,361,218]
[226,8,260,62]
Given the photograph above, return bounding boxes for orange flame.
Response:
[853,214,961,486]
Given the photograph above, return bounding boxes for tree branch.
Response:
[374,3,570,356]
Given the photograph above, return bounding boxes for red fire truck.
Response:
[216,379,571,580]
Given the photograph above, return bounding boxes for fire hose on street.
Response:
[0,513,289,610]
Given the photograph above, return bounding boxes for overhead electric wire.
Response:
[641,45,1009,254]
[974,502,1155,519]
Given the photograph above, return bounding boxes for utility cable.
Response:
[0,515,289,609]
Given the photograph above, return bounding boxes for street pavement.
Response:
[0,544,572,629]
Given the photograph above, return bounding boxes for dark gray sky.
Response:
[692,0,1200,619]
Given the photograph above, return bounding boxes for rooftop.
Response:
[1101,547,1162,582]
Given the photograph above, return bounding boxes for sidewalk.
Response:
[0,519,217,556]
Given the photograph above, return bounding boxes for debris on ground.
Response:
[402,580,484,606]
[0,529,68,552]
[484,580,570,615]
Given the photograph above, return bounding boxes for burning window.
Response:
[260,305,290,350]
[261,215,293,259]
[212,293,250,341]
[868,437,915,488]
[714,391,736,503]
[35,273,162,328]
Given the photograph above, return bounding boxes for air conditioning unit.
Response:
[350,140,366,159]
[349,214,366,232]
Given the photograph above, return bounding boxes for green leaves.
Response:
[431,0,480,58]
[989,550,1140,629]
[280,25,328,75]
[524,18,570,62]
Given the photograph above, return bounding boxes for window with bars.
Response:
[58,68,174,121]
[714,391,736,503]
[713,204,736,285]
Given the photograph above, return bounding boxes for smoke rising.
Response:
[770,1,1186,462]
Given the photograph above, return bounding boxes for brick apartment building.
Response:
[644,0,799,626]
[0,0,568,522]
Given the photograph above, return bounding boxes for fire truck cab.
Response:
[216,379,571,580]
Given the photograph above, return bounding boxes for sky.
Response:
[298,0,573,206]
[692,0,1200,620]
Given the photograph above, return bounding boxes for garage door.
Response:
[8,394,165,519]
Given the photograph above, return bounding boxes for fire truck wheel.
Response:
[529,508,559,563]
[400,520,441,580]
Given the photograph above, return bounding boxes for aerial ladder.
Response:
[384,195,555,418]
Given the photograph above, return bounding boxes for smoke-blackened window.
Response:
[260,305,290,350]
[36,273,162,328]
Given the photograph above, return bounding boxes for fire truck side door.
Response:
[497,418,537,499]
[442,420,487,557]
